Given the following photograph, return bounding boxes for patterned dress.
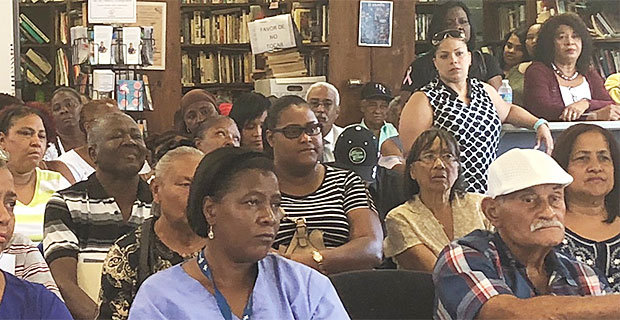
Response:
[421,78,502,193]
[98,216,199,320]
[558,229,620,292]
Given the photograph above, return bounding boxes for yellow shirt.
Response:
[604,73,620,104]
[383,193,490,268]
[15,168,71,242]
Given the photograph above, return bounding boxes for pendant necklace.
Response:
[551,63,579,81]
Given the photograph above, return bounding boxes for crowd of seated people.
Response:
[0,1,619,318]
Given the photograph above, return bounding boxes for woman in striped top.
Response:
[266,95,383,274]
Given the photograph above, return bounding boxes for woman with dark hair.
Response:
[500,28,529,77]
[176,89,219,137]
[265,95,382,274]
[524,13,619,121]
[400,29,553,193]
[400,1,502,95]
[383,128,489,271]
[47,87,86,160]
[0,105,70,242]
[552,124,620,292]
[507,23,542,106]
[128,147,348,319]
[228,92,270,152]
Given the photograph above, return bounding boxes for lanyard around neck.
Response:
[197,250,253,320]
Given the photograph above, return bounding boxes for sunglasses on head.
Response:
[271,122,322,139]
[431,29,466,46]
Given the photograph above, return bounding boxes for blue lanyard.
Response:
[197,250,253,320]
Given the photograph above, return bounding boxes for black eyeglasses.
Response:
[431,29,466,46]
[271,123,322,139]
[308,100,334,110]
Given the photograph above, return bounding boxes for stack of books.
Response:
[21,49,52,85]
[264,49,307,78]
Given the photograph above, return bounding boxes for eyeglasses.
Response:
[417,152,458,165]
[308,100,334,110]
[271,123,322,139]
[431,29,466,46]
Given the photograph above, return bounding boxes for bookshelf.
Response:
[18,0,74,101]
[481,0,537,54]
[414,1,438,54]
[179,0,330,96]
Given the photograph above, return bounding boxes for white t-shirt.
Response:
[57,149,95,183]
[560,78,592,107]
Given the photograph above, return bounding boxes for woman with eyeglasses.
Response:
[400,1,503,97]
[128,147,348,319]
[384,128,490,271]
[265,95,383,274]
[524,13,619,121]
[400,29,553,193]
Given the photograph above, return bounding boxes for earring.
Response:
[207,225,214,240]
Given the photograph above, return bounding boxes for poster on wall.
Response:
[88,0,137,24]
[125,2,166,70]
[358,0,393,47]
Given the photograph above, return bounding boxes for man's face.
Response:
[485,184,566,250]
[361,98,389,128]
[0,168,16,251]
[91,116,147,177]
[307,86,339,136]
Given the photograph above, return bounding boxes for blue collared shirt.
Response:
[433,230,610,320]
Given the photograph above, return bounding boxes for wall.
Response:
[329,0,416,127]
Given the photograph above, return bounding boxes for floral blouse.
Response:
[98,217,199,320]
[383,193,490,268]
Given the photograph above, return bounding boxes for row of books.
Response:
[264,49,307,78]
[182,51,254,85]
[19,13,50,44]
[593,48,620,78]
[182,9,252,45]
[497,3,526,40]
[589,12,619,38]
[21,48,70,87]
[304,52,328,77]
[414,13,432,41]
[292,3,328,44]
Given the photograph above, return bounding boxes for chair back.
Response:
[330,269,434,320]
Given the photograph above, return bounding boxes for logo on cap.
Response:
[375,84,387,94]
[349,147,367,164]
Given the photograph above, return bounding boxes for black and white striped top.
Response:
[274,166,377,249]
[43,174,152,265]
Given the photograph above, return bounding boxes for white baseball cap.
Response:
[487,148,573,198]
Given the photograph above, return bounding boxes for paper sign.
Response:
[88,0,137,24]
[248,14,296,55]
[93,69,115,93]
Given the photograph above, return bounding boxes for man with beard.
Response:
[433,149,619,320]
[43,113,152,319]
[305,82,343,162]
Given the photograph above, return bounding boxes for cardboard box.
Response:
[254,76,326,98]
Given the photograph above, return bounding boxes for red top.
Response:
[523,61,613,121]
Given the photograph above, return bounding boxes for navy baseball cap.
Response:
[361,82,393,101]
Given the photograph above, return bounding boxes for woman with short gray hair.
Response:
[99,146,206,320]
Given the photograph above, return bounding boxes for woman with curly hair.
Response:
[524,13,619,121]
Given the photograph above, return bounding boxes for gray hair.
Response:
[305,82,340,107]
[154,146,204,179]
[87,113,137,147]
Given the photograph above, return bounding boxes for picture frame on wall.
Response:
[358,0,393,47]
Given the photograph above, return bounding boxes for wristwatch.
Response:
[311,250,324,271]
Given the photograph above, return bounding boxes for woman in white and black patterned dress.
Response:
[400,29,554,193]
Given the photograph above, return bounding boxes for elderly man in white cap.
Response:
[433,148,619,320]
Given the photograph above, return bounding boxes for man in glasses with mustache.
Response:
[433,148,619,320]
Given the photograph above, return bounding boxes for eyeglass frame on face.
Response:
[431,29,466,46]
[270,122,322,139]
[308,99,334,110]
[416,152,459,166]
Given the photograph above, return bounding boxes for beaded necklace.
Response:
[552,63,579,81]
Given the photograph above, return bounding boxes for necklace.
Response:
[551,63,579,81]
